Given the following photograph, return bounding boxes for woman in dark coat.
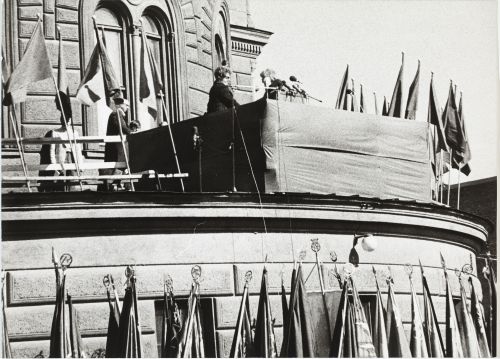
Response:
[206,66,239,113]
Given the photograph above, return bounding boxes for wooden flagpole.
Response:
[439,150,444,203]
[8,107,31,191]
[159,91,185,192]
[457,164,462,209]
[447,150,452,206]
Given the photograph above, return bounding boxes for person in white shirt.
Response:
[39,92,83,192]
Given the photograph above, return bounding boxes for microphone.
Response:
[289,75,302,84]
[281,80,293,92]
[192,126,200,150]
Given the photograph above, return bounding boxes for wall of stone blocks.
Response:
[4,0,260,144]
[2,231,484,357]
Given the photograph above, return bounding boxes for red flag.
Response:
[350,79,357,112]
[405,60,420,120]
[350,277,377,357]
[359,84,365,113]
[469,277,491,357]
[441,255,464,357]
[456,278,481,357]
[382,96,389,116]
[409,273,428,357]
[372,268,389,358]
[386,273,411,357]
[76,26,121,106]
[329,278,349,357]
[253,268,277,357]
[443,82,466,159]
[4,20,52,104]
[336,65,349,110]
[420,262,445,357]
[454,93,471,175]
[388,54,404,118]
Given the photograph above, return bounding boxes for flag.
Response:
[138,26,163,130]
[336,65,349,110]
[373,92,379,115]
[253,268,277,357]
[386,273,411,357]
[76,27,121,106]
[104,275,121,358]
[281,264,315,357]
[456,278,481,357]
[4,19,52,104]
[455,93,471,175]
[469,277,491,357]
[230,273,253,358]
[372,268,388,358]
[329,278,349,357]
[409,273,428,357]
[483,257,496,356]
[442,82,466,160]
[382,96,388,116]
[387,54,404,118]
[56,33,72,121]
[67,294,85,358]
[281,276,288,340]
[441,255,464,357]
[280,266,296,357]
[161,280,182,358]
[359,84,365,113]
[405,60,420,120]
[178,282,204,358]
[350,79,357,112]
[2,273,12,358]
[117,268,142,358]
[420,261,445,357]
[350,277,377,357]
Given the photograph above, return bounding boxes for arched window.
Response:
[141,9,180,125]
[212,6,230,71]
[214,34,225,67]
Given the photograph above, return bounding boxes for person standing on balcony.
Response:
[39,92,83,192]
[99,97,139,191]
[206,66,239,114]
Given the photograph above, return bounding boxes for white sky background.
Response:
[250,0,498,184]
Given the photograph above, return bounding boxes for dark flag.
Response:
[161,279,182,358]
[455,93,471,175]
[350,277,377,357]
[405,60,420,120]
[281,264,315,357]
[178,279,205,358]
[118,267,143,358]
[386,271,411,357]
[387,53,404,118]
[230,272,254,358]
[419,261,445,357]
[428,74,448,152]
[441,255,463,357]
[483,256,496,356]
[77,24,121,106]
[359,84,365,113]
[254,268,277,357]
[281,275,288,341]
[104,275,121,358]
[456,278,480,357]
[336,65,349,110]
[329,277,349,357]
[68,294,86,358]
[469,277,491,357]
[442,82,466,161]
[372,267,388,358]
[3,19,52,105]
[350,79,357,112]
[382,96,389,116]
[408,270,428,357]
[2,273,12,358]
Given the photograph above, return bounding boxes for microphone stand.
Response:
[193,127,203,192]
[231,100,237,192]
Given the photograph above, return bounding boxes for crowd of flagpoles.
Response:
[1,245,496,358]
[2,15,185,192]
[333,52,472,209]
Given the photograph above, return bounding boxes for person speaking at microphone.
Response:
[206,66,239,114]
[260,68,293,100]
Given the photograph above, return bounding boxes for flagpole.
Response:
[8,106,31,191]
[159,91,185,192]
[457,164,461,209]
[439,150,444,203]
[51,75,84,191]
[373,92,378,115]
[115,108,135,191]
[447,150,452,206]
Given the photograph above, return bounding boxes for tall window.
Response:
[214,34,225,66]
[212,8,230,70]
[80,2,182,145]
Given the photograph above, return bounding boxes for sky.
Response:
[250,0,498,184]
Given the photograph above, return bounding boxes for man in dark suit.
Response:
[206,66,239,113]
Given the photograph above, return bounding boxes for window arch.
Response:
[212,2,231,71]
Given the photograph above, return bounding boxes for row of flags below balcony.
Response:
[1,252,496,358]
